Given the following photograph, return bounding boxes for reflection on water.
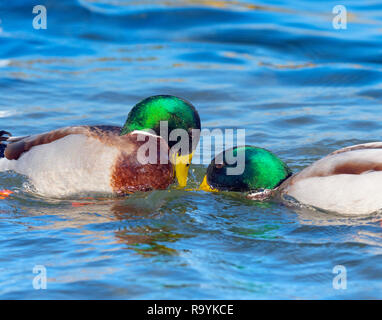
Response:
[1,0,382,299]
[80,0,288,12]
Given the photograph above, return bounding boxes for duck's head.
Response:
[121,95,201,187]
[200,146,292,194]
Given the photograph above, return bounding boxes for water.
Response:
[1,0,382,299]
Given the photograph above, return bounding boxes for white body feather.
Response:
[0,134,119,197]
[283,148,382,215]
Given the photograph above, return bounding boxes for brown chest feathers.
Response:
[111,132,174,194]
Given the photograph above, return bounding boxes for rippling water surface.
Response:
[1,0,382,299]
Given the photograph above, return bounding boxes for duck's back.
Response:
[279,142,382,215]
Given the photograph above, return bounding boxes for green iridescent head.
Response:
[121,95,201,152]
[121,95,201,188]
[202,146,292,192]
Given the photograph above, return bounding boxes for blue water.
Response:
[1,0,382,299]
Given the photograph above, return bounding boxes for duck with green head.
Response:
[121,95,201,187]
[200,143,382,215]
[200,146,292,198]
[0,95,201,197]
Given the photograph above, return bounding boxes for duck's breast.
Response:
[110,131,174,194]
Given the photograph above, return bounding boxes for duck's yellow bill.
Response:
[174,152,194,188]
[199,176,217,192]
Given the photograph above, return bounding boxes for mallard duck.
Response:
[199,143,382,215]
[0,95,201,197]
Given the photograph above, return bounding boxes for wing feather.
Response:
[4,126,121,160]
[280,142,382,189]
[329,142,382,156]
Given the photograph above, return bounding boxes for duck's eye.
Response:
[186,164,190,167]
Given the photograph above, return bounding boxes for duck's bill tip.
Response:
[174,152,194,188]
[199,176,217,192]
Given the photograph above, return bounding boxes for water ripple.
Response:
[1,0,382,299]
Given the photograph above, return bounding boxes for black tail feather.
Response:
[0,144,5,158]
[0,130,11,158]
